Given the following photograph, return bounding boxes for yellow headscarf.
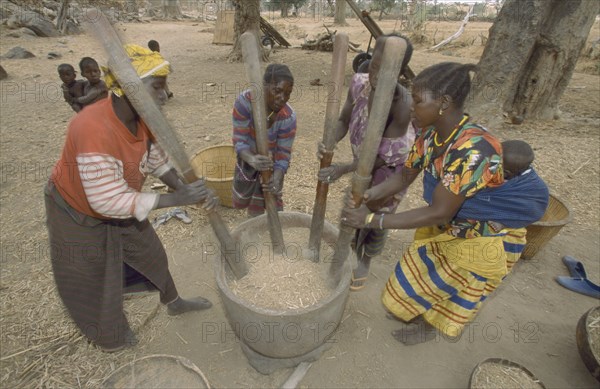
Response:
[103,44,171,97]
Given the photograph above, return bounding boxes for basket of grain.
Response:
[191,145,236,208]
[102,354,210,388]
[576,306,600,381]
[521,194,573,259]
[469,358,546,389]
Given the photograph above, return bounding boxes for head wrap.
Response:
[103,44,171,97]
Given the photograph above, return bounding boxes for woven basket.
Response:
[469,358,546,388]
[103,354,210,388]
[191,145,236,208]
[521,194,573,259]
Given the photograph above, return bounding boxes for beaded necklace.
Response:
[433,114,468,147]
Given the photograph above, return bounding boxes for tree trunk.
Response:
[334,0,346,25]
[228,0,267,62]
[281,2,289,18]
[56,0,69,33]
[145,0,162,17]
[162,0,182,18]
[125,0,139,16]
[471,0,598,122]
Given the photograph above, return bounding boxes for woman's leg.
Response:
[391,316,438,345]
[351,228,388,290]
[45,189,131,350]
[122,220,212,315]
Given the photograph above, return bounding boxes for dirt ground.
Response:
[1,15,599,388]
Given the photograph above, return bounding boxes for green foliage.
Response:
[371,0,397,12]
[263,0,308,11]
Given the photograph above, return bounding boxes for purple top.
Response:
[348,73,415,211]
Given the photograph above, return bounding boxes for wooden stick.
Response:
[429,5,474,51]
[571,158,591,176]
[280,362,312,389]
[308,32,349,261]
[329,37,407,286]
[83,9,248,279]
[240,31,285,255]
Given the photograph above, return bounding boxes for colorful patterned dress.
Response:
[381,120,527,337]
[231,89,297,216]
[348,73,415,258]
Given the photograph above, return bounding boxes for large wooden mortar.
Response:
[214,212,351,360]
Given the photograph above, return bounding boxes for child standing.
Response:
[58,63,85,113]
[148,40,173,98]
[75,57,108,109]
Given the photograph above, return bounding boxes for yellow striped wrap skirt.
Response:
[382,226,526,337]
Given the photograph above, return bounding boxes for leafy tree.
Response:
[228,0,267,62]
[371,0,396,21]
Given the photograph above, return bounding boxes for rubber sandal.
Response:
[562,256,588,279]
[350,272,368,291]
[171,208,192,224]
[152,212,172,228]
[556,276,600,299]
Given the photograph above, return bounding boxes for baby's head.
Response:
[58,63,76,84]
[148,40,160,52]
[502,140,534,179]
[79,57,102,85]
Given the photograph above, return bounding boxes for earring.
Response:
[438,107,444,116]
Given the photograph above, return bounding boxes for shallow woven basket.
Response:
[576,306,600,382]
[102,354,210,388]
[469,358,546,389]
[521,194,573,259]
[191,145,236,208]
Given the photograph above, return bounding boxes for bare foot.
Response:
[385,312,415,323]
[167,296,212,316]
[391,319,437,345]
[99,328,138,352]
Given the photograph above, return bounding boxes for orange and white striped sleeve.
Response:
[76,153,159,221]
[143,142,171,177]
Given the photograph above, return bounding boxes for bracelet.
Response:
[364,213,375,226]
[379,213,384,230]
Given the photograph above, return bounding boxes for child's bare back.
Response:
[75,57,108,109]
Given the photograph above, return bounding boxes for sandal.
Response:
[350,272,368,291]
[556,276,600,299]
[171,208,192,224]
[562,255,587,279]
[152,211,172,228]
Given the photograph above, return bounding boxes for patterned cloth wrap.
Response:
[103,44,171,97]
[423,168,549,229]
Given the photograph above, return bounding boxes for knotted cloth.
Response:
[103,44,170,97]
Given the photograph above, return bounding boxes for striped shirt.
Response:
[232,89,296,172]
[51,95,170,221]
